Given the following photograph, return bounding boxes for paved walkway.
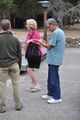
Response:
[0,48,80,120]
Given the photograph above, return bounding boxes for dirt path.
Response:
[12,23,80,39]
[64,29,80,37]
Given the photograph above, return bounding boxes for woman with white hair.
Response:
[25,19,42,92]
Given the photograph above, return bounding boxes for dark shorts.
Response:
[27,56,41,69]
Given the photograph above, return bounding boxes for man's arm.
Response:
[17,42,22,69]
[35,39,53,49]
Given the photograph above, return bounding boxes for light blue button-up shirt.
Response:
[46,27,65,65]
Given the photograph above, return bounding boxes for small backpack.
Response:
[25,42,40,59]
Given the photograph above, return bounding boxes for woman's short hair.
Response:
[26,19,37,29]
[0,19,11,30]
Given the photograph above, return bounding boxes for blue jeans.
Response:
[47,65,61,99]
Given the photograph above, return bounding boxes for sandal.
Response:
[30,87,41,93]
[26,86,34,91]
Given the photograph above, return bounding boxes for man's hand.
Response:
[34,39,52,49]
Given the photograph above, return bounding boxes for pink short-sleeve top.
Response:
[26,29,42,56]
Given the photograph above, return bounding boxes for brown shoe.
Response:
[15,105,23,111]
[0,106,6,113]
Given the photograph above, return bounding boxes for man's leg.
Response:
[41,65,53,100]
[47,65,52,96]
[0,67,8,112]
[49,65,61,99]
[9,63,23,110]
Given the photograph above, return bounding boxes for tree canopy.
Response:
[13,0,42,19]
[63,0,78,5]
[0,0,80,27]
[0,0,13,8]
[0,0,13,21]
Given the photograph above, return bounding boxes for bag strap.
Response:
[29,30,34,39]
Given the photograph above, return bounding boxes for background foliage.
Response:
[0,0,80,28]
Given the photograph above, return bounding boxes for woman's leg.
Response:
[27,68,40,89]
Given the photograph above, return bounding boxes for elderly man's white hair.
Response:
[46,18,57,25]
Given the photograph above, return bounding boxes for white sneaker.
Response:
[47,98,62,104]
[42,95,52,100]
